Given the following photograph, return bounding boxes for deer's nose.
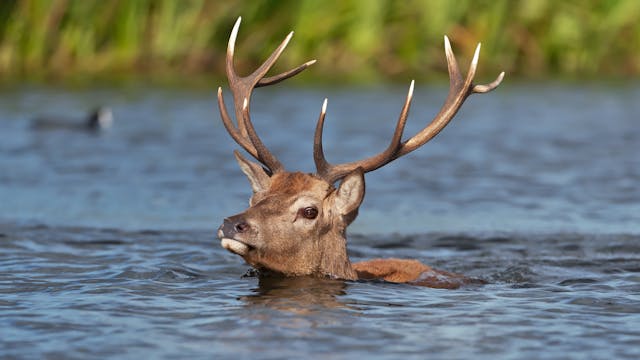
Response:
[234,222,249,233]
[219,216,250,238]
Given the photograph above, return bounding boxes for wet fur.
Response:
[221,169,476,289]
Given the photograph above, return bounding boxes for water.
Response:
[1,82,639,359]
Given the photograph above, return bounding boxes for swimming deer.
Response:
[216,17,504,289]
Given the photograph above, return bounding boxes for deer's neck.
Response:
[317,230,357,280]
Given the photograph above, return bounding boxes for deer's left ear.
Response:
[234,150,271,193]
[333,167,366,217]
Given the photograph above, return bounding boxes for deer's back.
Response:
[353,258,479,289]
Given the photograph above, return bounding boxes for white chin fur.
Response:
[221,238,249,255]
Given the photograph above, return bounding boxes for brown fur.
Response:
[219,170,478,289]
[353,258,432,283]
[269,172,332,196]
[354,258,474,289]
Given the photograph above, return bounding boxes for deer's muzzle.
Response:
[218,215,253,256]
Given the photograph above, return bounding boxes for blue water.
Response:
[1,82,639,359]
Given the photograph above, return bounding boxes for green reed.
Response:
[0,0,638,83]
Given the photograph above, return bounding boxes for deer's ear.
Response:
[234,150,271,193]
[333,168,365,217]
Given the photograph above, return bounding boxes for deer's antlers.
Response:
[218,18,505,183]
[217,17,316,174]
[314,36,505,184]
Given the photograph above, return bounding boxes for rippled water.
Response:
[1,83,639,358]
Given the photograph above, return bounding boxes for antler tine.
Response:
[245,30,295,90]
[217,87,259,160]
[382,80,415,164]
[473,71,505,93]
[313,99,330,177]
[257,59,317,87]
[316,36,504,184]
[444,35,463,87]
[218,16,315,173]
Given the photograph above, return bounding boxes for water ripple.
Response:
[1,84,640,358]
[1,223,639,359]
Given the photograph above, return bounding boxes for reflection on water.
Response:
[0,83,639,358]
[241,275,350,314]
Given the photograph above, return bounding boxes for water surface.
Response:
[0,83,639,358]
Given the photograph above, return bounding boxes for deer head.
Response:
[216,17,504,282]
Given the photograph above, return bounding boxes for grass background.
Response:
[0,0,639,84]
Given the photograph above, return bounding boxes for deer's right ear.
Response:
[234,150,271,193]
[333,167,366,217]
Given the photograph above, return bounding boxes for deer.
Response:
[216,17,504,289]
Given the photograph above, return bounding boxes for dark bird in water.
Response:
[31,107,113,132]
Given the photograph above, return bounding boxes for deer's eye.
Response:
[301,206,318,220]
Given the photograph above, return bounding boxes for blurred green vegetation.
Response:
[0,0,639,84]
